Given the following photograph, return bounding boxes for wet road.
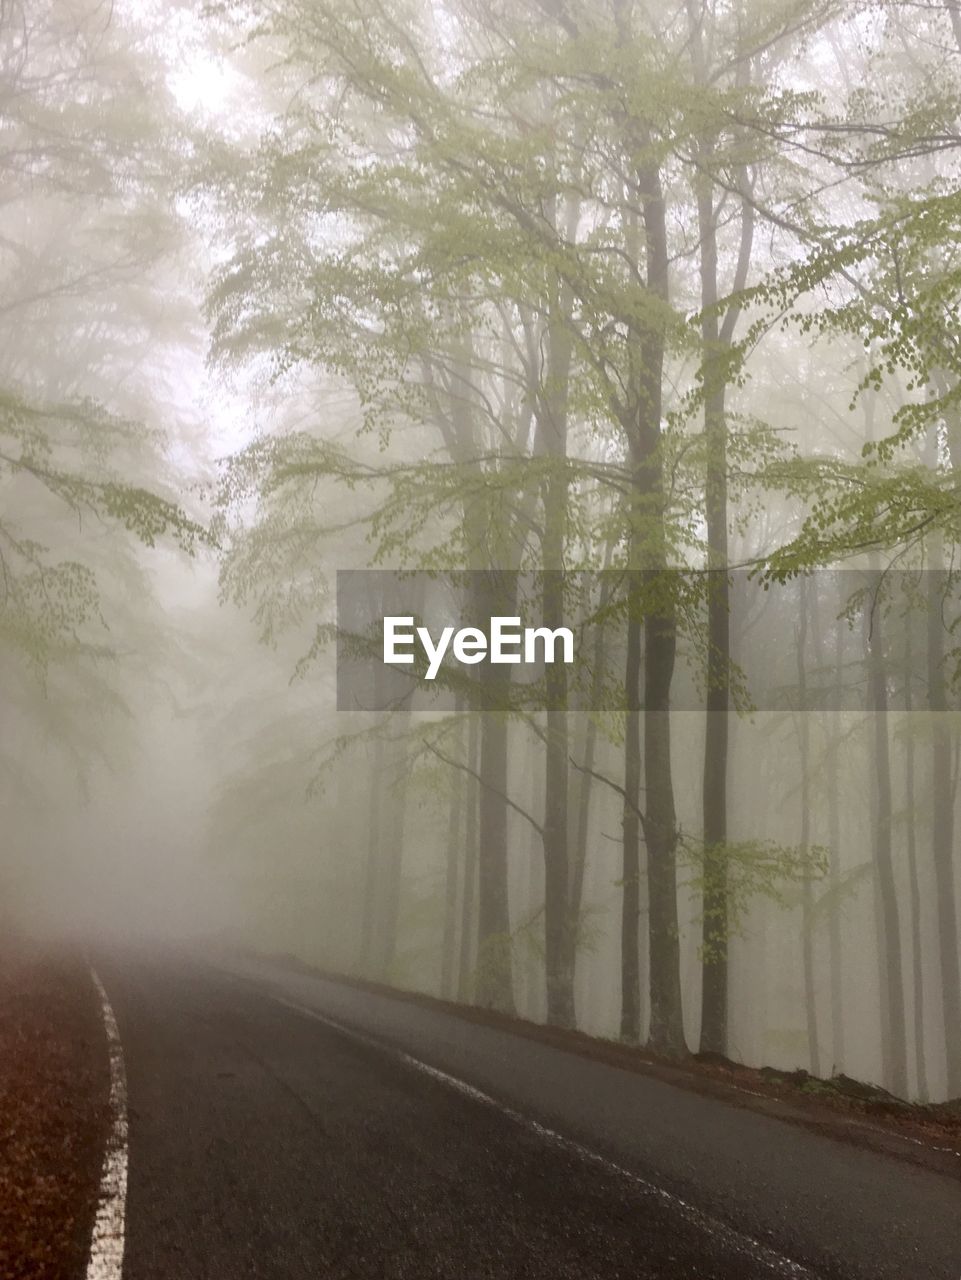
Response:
[100,955,961,1279]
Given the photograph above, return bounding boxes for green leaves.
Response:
[682,837,828,961]
[761,458,960,579]
[0,388,209,691]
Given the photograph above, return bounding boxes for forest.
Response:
[4,0,961,1110]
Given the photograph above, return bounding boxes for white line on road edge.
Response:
[270,993,819,1280]
[86,969,128,1280]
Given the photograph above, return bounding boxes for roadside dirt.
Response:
[256,950,961,1182]
[0,943,108,1279]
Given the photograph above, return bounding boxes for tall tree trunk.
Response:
[372,714,411,981]
[632,160,686,1059]
[475,702,515,1012]
[440,704,465,999]
[544,689,574,1025]
[523,749,544,1019]
[537,271,577,1029]
[865,575,909,1097]
[927,387,961,1095]
[644,596,685,1056]
[360,724,386,977]
[797,576,821,1077]
[606,4,685,1056]
[472,569,517,1014]
[439,345,524,1016]
[686,0,755,1057]
[570,549,615,932]
[457,712,480,1003]
[569,712,596,935]
[857,383,908,1096]
[621,604,642,1042]
[927,540,961,1096]
[359,638,409,980]
[903,614,928,1099]
[691,33,730,1064]
[827,576,845,1071]
[696,195,732,1057]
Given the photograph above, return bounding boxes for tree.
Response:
[0,0,207,798]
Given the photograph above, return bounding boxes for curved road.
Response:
[99,954,961,1279]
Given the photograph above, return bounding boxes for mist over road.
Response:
[97,954,960,1280]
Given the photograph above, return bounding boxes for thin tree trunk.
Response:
[524,748,544,1020]
[635,161,686,1059]
[828,576,845,1071]
[440,704,465,999]
[686,0,755,1056]
[865,575,909,1098]
[797,576,821,1077]
[374,717,411,980]
[692,86,731,1065]
[605,5,685,1054]
[360,726,385,977]
[457,712,480,1003]
[538,275,576,1028]
[857,381,908,1097]
[903,614,928,1099]
[570,710,596,933]
[925,397,961,1094]
[644,597,685,1056]
[475,703,515,1012]
[440,343,524,1016]
[621,604,642,1042]
[472,569,517,1013]
[570,552,615,930]
[927,542,961,1096]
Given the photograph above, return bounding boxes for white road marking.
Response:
[894,1132,961,1157]
[270,992,819,1279]
[86,969,128,1280]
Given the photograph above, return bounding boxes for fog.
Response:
[4,0,961,1105]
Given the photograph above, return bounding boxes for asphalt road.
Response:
[101,954,961,1279]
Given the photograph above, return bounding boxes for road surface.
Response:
[98,954,961,1278]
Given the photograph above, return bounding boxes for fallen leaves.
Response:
[0,945,109,1279]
